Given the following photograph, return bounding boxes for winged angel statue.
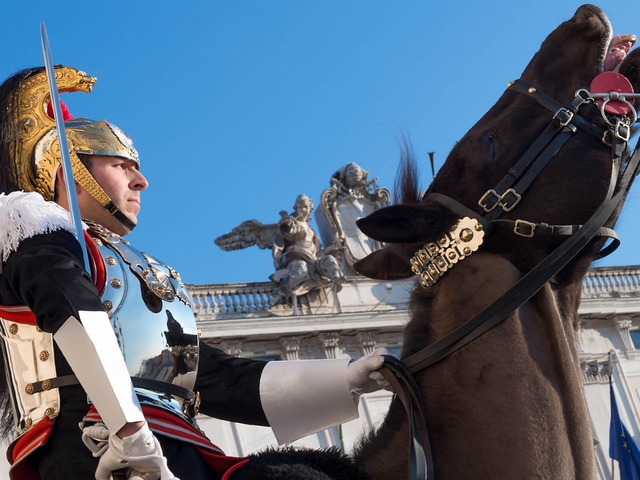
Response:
[215,194,345,303]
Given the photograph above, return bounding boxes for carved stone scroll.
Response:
[316,163,390,275]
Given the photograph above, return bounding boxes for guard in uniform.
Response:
[0,66,387,480]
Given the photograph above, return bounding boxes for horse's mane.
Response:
[394,137,421,206]
[0,67,46,439]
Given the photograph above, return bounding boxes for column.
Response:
[222,340,243,357]
[319,332,341,359]
[280,336,301,361]
[356,331,377,355]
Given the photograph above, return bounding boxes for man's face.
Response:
[76,155,148,235]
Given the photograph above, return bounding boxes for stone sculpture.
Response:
[215,194,344,304]
[316,163,391,275]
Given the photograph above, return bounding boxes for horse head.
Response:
[355,4,640,281]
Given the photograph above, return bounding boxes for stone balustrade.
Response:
[581,265,640,297]
[187,265,640,319]
[188,281,280,317]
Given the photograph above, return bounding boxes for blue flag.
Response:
[610,378,640,480]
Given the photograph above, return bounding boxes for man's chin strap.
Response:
[69,152,137,232]
[110,209,137,232]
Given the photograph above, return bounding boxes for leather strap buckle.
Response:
[602,130,613,147]
[614,120,631,142]
[553,107,574,127]
[499,188,522,212]
[183,391,201,418]
[514,219,536,238]
[478,189,501,212]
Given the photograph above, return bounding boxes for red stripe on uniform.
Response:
[84,404,248,476]
[0,233,105,326]
[0,305,37,325]
[7,416,54,480]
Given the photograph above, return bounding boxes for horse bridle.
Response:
[379,78,640,480]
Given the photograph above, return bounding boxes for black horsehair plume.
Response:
[394,136,421,206]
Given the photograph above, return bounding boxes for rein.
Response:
[382,79,640,480]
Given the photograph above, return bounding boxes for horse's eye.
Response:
[482,131,496,163]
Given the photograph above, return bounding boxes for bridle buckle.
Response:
[553,107,574,127]
[498,188,521,212]
[614,120,631,142]
[514,219,536,238]
[478,189,501,212]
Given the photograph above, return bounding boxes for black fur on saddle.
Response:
[229,446,371,480]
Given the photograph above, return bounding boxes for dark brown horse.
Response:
[353,5,640,479]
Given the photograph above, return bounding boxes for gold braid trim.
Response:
[69,151,112,207]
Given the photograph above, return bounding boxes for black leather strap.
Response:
[104,201,137,232]
[492,220,620,259]
[131,377,196,401]
[482,122,570,210]
[26,374,80,394]
[509,79,605,140]
[379,356,434,480]
[482,126,576,221]
[26,374,195,401]
[426,193,494,235]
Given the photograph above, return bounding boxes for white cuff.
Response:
[54,311,143,432]
[259,358,359,445]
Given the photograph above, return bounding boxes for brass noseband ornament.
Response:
[410,217,485,287]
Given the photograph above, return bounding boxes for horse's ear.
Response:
[353,246,414,280]
[356,201,459,244]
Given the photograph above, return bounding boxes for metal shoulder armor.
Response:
[89,223,200,420]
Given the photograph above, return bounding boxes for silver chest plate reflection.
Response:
[95,232,198,396]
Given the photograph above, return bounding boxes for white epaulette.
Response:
[0,191,76,264]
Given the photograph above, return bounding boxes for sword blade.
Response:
[40,21,90,271]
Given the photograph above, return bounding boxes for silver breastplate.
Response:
[91,225,199,416]
[0,226,199,438]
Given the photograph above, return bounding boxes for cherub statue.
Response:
[215,194,344,303]
[316,163,391,275]
[330,162,379,200]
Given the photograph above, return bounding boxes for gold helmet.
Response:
[6,65,140,230]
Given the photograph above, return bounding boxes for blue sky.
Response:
[2,1,640,285]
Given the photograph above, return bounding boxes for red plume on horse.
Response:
[353,5,640,480]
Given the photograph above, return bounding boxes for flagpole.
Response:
[428,151,435,180]
[610,351,615,480]
[612,350,640,430]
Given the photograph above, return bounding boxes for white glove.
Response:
[346,348,393,394]
[82,422,110,457]
[94,423,179,480]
